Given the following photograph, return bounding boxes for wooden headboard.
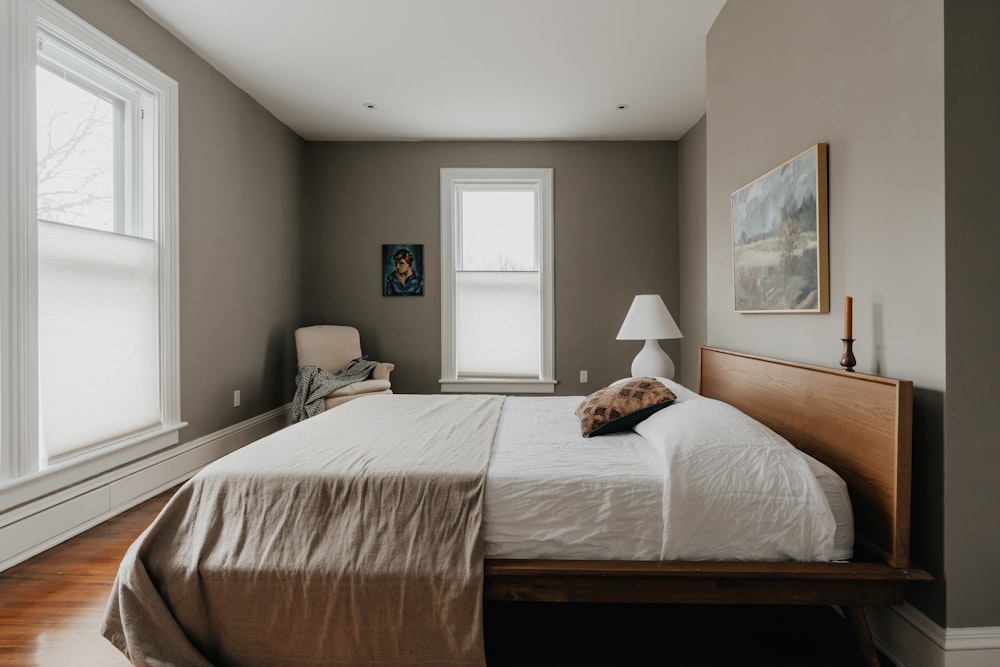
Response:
[698,346,913,569]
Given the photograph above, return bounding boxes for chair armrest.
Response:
[371,362,395,382]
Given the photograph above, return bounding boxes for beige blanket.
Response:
[102,394,504,666]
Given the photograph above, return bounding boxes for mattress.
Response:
[484,390,853,561]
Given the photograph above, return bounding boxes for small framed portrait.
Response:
[382,244,424,296]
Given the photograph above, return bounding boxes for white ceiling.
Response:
[127,0,725,142]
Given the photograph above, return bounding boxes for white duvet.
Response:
[484,395,665,560]
[484,379,839,562]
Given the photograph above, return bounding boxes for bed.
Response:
[484,347,931,666]
[101,346,929,666]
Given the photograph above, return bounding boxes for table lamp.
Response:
[615,294,683,379]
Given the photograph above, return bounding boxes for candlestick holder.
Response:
[840,338,857,372]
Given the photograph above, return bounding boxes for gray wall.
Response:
[700,0,1000,629]
[943,1,1000,629]
[677,115,707,390]
[57,0,304,441]
[706,0,946,387]
[301,141,679,395]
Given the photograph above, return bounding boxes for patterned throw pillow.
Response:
[575,377,677,437]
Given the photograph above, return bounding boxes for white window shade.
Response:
[37,221,160,460]
[456,271,540,378]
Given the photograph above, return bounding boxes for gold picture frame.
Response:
[731,143,829,313]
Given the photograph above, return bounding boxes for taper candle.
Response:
[844,296,853,340]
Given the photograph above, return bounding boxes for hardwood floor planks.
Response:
[0,489,176,667]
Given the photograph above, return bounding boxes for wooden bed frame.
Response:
[483,346,931,665]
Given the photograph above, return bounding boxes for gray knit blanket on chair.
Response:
[291,357,379,423]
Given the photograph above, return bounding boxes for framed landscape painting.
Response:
[732,143,829,313]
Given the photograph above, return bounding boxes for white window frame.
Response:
[439,167,555,394]
[36,28,149,237]
[0,0,183,513]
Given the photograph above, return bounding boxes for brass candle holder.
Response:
[840,338,857,372]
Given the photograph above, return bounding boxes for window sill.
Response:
[0,422,186,524]
[439,379,556,394]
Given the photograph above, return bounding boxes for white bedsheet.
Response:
[484,396,664,560]
[484,383,848,562]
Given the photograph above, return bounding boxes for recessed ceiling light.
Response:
[616,104,630,111]
[362,102,377,110]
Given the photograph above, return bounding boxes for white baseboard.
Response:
[869,603,1000,667]
[0,405,290,572]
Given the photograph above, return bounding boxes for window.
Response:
[0,0,181,505]
[440,168,554,393]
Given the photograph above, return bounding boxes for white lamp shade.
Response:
[616,294,683,341]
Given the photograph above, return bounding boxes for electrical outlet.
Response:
[233,390,241,407]
[579,370,588,383]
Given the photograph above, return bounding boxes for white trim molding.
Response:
[0,406,290,572]
[2,0,183,502]
[1,0,39,482]
[439,167,556,393]
[868,603,1000,667]
[440,378,557,394]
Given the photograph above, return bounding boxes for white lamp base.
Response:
[630,339,675,379]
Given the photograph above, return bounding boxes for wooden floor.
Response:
[0,489,893,666]
[0,489,176,667]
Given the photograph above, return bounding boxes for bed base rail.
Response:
[484,558,932,607]
[484,558,932,666]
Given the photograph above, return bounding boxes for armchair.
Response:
[294,325,394,409]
